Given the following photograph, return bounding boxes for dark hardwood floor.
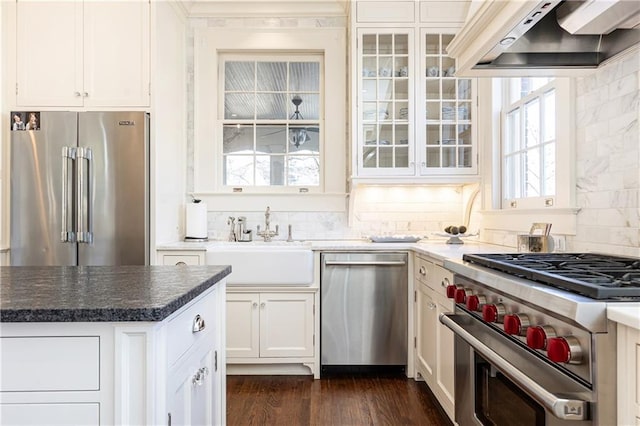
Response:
[227,374,453,425]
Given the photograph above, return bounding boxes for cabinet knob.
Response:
[419,266,426,276]
[176,261,187,265]
[192,366,208,386]
[260,302,266,308]
[252,302,258,309]
[74,91,81,97]
[442,277,450,287]
[83,92,89,97]
[427,302,436,310]
[192,314,206,333]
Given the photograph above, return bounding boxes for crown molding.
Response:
[181,0,347,18]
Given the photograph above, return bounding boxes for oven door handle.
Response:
[440,313,588,421]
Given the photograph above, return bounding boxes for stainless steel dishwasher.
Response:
[320,251,408,374]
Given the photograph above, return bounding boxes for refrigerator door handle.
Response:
[61,146,76,243]
[76,147,93,244]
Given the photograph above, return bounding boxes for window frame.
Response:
[499,77,575,210]
[193,27,347,211]
[219,53,324,189]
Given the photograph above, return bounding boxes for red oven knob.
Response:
[454,288,472,304]
[446,285,460,299]
[547,336,583,364]
[503,314,530,336]
[466,294,487,312]
[482,303,505,323]
[526,325,556,350]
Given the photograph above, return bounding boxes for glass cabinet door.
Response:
[420,32,476,175]
[358,30,413,176]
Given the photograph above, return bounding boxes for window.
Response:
[501,78,571,209]
[221,55,322,187]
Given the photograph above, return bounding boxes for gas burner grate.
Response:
[463,253,640,299]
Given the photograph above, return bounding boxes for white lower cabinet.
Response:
[226,289,317,376]
[0,283,226,426]
[414,254,455,422]
[617,323,640,426]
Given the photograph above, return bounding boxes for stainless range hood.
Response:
[448,0,640,76]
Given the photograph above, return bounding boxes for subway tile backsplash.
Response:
[571,49,639,256]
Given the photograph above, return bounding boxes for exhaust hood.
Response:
[447,0,640,76]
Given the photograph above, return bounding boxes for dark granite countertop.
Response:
[0,265,231,323]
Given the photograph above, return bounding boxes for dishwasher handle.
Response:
[324,260,407,266]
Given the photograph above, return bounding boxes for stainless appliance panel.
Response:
[321,252,408,366]
[78,112,148,265]
[10,112,77,266]
[442,309,606,426]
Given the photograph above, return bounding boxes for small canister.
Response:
[518,235,552,253]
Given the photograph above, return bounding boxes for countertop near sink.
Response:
[0,265,231,322]
[157,239,514,261]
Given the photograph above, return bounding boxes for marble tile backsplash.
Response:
[571,49,640,256]
[206,186,469,241]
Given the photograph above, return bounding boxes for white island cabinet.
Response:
[0,266,228,426]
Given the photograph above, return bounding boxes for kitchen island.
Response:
[0,265,230,426]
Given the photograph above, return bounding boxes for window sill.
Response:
[191,192,347,212]
[479,207,580,235]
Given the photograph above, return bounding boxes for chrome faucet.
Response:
[256,206,279,242]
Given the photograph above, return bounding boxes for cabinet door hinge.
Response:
[414,336,417,348]
[15,83,18,95]
[313,304,315,315]
[313,334,315,346]
[148,82,151,96]
[168,413,172,426]
[414,290,417,303]
[214,350,218,372]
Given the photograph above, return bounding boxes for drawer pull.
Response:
[419,266,427,276]
[192,314,206,333]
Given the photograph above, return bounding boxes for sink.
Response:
[205,242,314,285]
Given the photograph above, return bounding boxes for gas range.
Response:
[462,252,640,301]
[439,252,638,424]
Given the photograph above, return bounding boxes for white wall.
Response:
[152,2,188,246]
[569,48,640,256]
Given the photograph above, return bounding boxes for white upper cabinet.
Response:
[16,1,150,107]
[356,29,414,177]
[351,1,477,182]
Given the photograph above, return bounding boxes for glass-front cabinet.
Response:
[357,29,414,176]
[354,29,477,180]
[420,31,476,175]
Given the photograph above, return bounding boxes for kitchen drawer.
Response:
[0,403,99,425]
[425,260,454,300]
[158,250,205,265]
[414,254,431,285]
[163,254,202,265]
[166,287,217,367]
[0,336,99,392]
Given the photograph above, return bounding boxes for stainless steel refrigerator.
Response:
[10,111,149,266]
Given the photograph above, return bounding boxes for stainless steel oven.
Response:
[439,262,623,426]
[442,308,599,426]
